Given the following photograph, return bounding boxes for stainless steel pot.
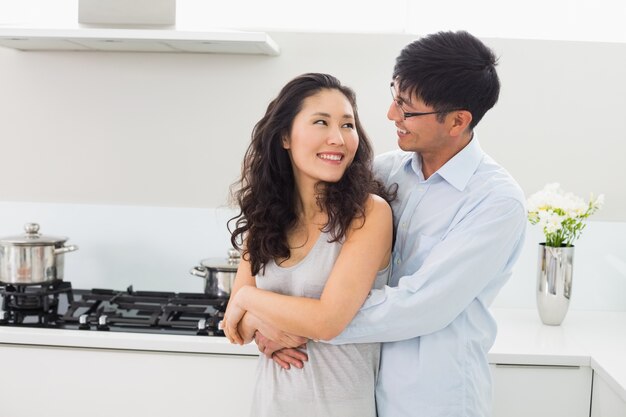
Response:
[190,248,240,298]
[0,223,79,284]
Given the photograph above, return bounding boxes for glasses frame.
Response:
[390,82,463,120]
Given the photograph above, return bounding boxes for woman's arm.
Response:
[223,247,308,348]
[224,195,393,342]
[228,254,256,303]
[222,252,256,342]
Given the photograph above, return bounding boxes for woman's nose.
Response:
[327,127,345,145]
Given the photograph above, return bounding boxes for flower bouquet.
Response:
[527,183,604,247]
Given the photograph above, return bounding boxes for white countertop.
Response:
[0,326,259,355]
[489,308,591,366]
[1,308,624,401]
[490,308,626,402]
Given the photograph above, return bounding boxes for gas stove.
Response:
[0,280,226,336]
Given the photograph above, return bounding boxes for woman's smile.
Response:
[317,152,344,163]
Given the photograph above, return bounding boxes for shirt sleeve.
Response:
[331,196,527,344]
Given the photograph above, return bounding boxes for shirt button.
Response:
[401,222,407,229]
[395,258,401,265]
[418,186,424,191]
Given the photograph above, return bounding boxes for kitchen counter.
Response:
[1,308,624,401]
[0,325,259,355]
[489,308,626,403]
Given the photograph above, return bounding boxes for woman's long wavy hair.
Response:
[229,73,395,276]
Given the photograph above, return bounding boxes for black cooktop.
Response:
[0,281,226,336]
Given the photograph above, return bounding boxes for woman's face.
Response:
[283,88,359,187]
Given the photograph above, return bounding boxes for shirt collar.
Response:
[404,136,484,191]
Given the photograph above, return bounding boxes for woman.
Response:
[223,73,394,417]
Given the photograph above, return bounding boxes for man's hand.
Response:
[255,332,308,370]
[254,317,308,349]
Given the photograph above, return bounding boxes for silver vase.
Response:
[536,243,574,325]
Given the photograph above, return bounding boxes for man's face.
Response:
[387,83,452,155]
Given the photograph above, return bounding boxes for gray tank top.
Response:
[250,230,390,417]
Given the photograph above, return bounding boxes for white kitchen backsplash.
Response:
[0,201,238,294]
[1,201,625,311]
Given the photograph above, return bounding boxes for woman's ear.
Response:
[448,110,472,137]
[282,135,291,149]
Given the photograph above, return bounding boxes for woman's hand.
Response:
[237,312,260,344]
[223,304,246,344]
[223,286,251,345]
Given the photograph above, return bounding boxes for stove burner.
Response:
[0,283,227,336]
[0,280,73,325]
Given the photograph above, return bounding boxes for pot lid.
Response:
[0,223,69,246]
[199,248,241,272]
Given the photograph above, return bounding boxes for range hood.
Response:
[0,26,280,55]
[0,0,279,55]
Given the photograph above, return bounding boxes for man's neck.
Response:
[421,132,473,180]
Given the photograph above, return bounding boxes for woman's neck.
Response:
[294,181,326,226]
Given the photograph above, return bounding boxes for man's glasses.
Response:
[390,82,462,120]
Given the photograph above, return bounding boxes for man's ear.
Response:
[449,110,472,137]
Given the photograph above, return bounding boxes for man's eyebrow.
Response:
[398,92,413,105]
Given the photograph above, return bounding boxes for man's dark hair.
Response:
[393,30,500,129]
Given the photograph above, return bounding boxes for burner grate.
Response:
[0,282,226,336]
[0,280,73,326]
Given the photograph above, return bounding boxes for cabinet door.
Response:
[491,364,592,417]
[0,344,258,417]
[591,372,626,417]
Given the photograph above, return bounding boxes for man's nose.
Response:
[388,101,402,121]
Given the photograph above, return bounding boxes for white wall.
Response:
[1,31,625,310]
[0,32,624,219]
[0,32,406,209]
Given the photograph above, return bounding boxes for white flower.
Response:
[526,183,603,247]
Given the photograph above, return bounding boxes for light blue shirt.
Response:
[333,137,527,417]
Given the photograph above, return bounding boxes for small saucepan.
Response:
[0,223,79,285]
[189,248,240,299]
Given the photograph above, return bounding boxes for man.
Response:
[257,30,526,417]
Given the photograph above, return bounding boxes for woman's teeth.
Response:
[318,154,342,161]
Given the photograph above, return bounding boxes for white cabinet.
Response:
[491,363,592,417]
[0,343,258,417]
[591,372,626,417]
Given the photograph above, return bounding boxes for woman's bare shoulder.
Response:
[365,193,392,218]
[346,194,392,234]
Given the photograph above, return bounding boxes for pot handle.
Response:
[54,245,79,255]
[189,266,209,278]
